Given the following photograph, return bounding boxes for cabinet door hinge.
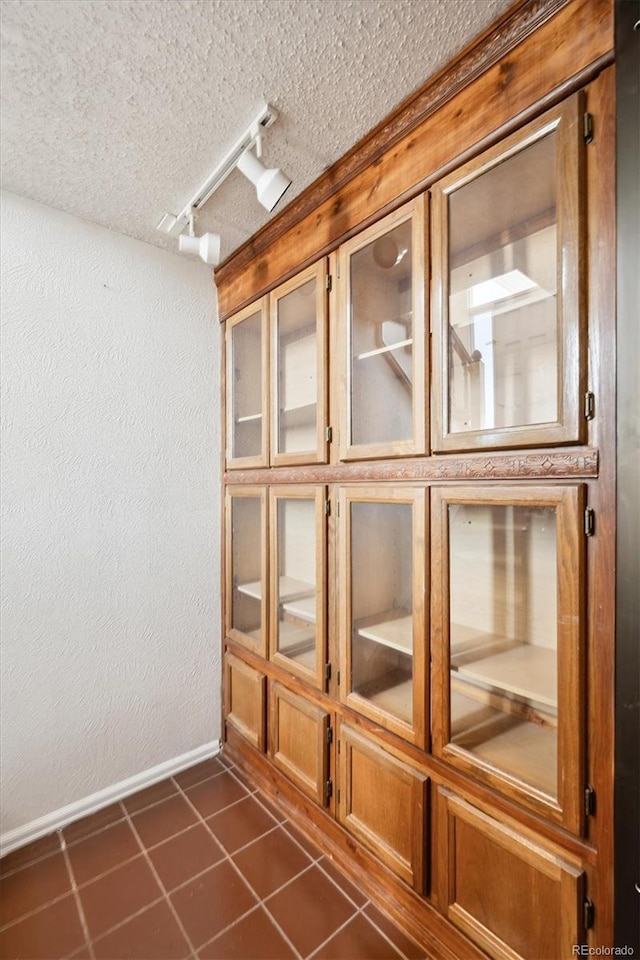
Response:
[324,499,331,516]
[326,725,333,745]
[324,662,332,682]
[583,112,594,144]
[585,785,596,817]
[583,898,595,930]
[326,425,333,443]
[584,391,595,421]
[325,779,333,804]
[584,506,595,537]
[325,274,332,293]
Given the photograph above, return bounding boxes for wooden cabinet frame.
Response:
[338,484,428,748]
[337,196,428,461]
[269,681,332,807]
[437,789,584,959]
[269,259,329,466]
[218,8,617,947]
[224,652,266,752]
[431,95,586,452]
[337,721,428,891]
[269,485,328,689]
[225,486,268,658]
[225,297,270,469]
[431,484,585,832]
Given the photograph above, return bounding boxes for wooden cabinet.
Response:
[225,486,268,658]
[431,485,585,831]
[338,485,428,746]
[337,197,427,461]
[226,264,328,470]
[270,261,329,465]
[431,97,585,452]
[224,652,266,752]
[437,789,584,959]
[337,722,428,891]
[220,12,615,954]
[226,299,269,468]
[269,485,327,689]
[269,681,332,807]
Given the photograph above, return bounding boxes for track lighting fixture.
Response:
[178,231,221,266]
[236,147,292,212]
[157,103,292,263]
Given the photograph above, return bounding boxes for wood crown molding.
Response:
[213,0,569,290]
[224,449,599,486]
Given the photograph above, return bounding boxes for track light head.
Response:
[178,232,221,266]
[237,148,292,212]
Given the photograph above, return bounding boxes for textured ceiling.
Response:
[0,0,512,261]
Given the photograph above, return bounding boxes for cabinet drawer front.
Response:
[338,722,427,891]
[439,789,584,960]
[224,652,266,752]
[269,682,330,806]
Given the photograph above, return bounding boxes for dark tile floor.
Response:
[0,755,428,959]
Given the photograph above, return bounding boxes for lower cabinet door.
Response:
[438,788,584,960]
[224,652,266,751]
[337,721,427,891]
[268,681,331,806]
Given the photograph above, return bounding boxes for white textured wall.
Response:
[0,191,221,836]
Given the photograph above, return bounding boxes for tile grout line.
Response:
[226,850,306,960]
[0,887,74,932]
[213,762,422,958]
[80,894,167,952]
[176,780,304,960]
[305,905,365,960]
[59,832,96,960]
[122,805,199,958]
[314,858,372,911]
[0,841,65,881]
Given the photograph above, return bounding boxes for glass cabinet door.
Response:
[225,487,267,657]
[270,261,328,466]
[269,486,327,689]
[226,298,269,468]
[431,96,584,451]
[338,486,427,747]
[338,197,427,461]
[431,485,584,832]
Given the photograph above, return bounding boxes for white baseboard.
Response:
[0,740,222,858]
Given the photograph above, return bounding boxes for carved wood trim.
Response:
[224,449,599,485]
[214,0,570,291]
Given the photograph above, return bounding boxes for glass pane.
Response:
[276,278,318,455]
[275,498,317,674]
[230,310,262,459]
[230,496,263,644]
[448,132,558,434]
[350,501,413,723]
[350,221,413,447]
[448,503,558,797]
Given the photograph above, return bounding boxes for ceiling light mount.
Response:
[157,103,288,252]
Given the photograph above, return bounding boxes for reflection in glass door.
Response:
[270,487,326,688]
[340,487,427,747]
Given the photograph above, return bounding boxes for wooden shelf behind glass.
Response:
[452,640,557,710]
[357,674,412,723]
[238,576,314,602]
[356,610,413,655]
[236,412,262,424]
[451,692,557,797]
[282,594,316,623]
[356,338,413,361]
[277,620,316,671]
